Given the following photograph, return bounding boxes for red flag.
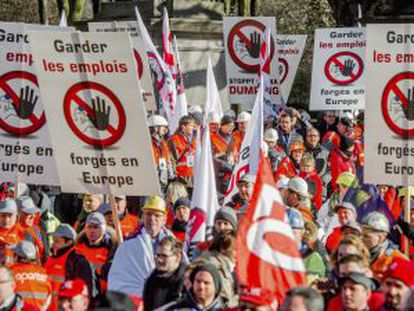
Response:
[236,154,306,304]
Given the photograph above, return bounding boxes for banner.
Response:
[276,35,307,103]
[0,22,73,185]
[204,56,223,125]
[30,31,160,195]
[310,27,366,111]
[88,21,156,111]
[365,24,414,186]
[223,17,279,109]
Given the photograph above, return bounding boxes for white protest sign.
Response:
[310,28,365,111]
[0,22,73,186]
[365,24,414,186]
[30,31,160,195]
[223,17,279,109]
[88,21,156,111]
[275,35,307,103]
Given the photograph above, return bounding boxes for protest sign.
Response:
[365,24,414,186]
[275,35,307,103]
[223,17,279,109]
[0,22,73,186]
[88,21,156,111]
[310,28,365,111]
[30,31,160,195]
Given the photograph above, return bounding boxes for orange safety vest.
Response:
[169,132,196,177]
[151,137,171,168]
[75,243,109,274]
[211,132,230,158]
[12,262,51,310]
[45,247,73,311]
[0,226,22,266]
[229,130,244,162]
[120,213,139,239]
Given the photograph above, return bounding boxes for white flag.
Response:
[186,128,220,255]
[135,7,176,121]
[204,56,224,126]
[59,10,67,27]
[224,77,264,205]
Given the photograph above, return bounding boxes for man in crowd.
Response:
[58,279,90,311]
[45,224,94,310]
[277,111,303,154]
[11,241,51,310]
[143,236,186,310]
[225,174,254,217]
[229,111,251,163]
[108,196,173,296]
[159,263,224,310]
[74,194,104,232]
[338,272,373,311]
[0,198,21,266]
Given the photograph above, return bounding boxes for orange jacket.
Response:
[275,157,299,180]
[151,137,171,168]
[12,262,51,310]
[229,130,244,163]
[76,243,109,275]
[45,248,72,311]
[0,225,22,266]
[211,132,230,158]
[169,132,196,177]
[120,213,139,239]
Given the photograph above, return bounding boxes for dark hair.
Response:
[159,236,183,256]
[284,286,324,311]
[208,230,235,258]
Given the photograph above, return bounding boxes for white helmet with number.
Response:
[147,115,168,127]
[237,111,252,123]
[362,212,390,233]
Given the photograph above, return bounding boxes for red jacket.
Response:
[325,227,343,254]
[329,148,356,191]
[275,157,299,180]
[299,170,323,210]
[327,291,385,311]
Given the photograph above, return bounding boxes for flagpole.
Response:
[109,194,124,244]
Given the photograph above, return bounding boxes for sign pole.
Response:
[109,195,124,244]
[404,188,411,257]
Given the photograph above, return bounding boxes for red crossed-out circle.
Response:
[324,51,363,85]
[63,81,126,147]
[0,71,46,136]
[381,72,414,137]
[228,20,275,73]
[133,49,144,79]
[278,57,289,84]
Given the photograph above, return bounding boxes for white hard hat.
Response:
[362,212,390,233]
[147,115,168,127]
[208,111,220,123]
[188,105,203,114]
[264,128,278,143]
[237,111,251,123]
[287,177,308,197]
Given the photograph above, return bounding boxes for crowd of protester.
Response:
[1,106,414,311]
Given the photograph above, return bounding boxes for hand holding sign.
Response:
[15,86,38,120]
[89,96,111,131]
[340,59,355,77]
[403,87,414,121]
[247,31,261,59]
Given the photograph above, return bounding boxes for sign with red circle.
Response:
[227,20,275,73]
[324,51,363,85]
[278,57,289,84]
[0,71,46,136]
[381,72,414,137]
[63,81,126,147]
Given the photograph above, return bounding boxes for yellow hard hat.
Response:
[142,196,167,214]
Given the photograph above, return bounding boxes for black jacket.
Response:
[157,291,225,311]
[143,261,187,310]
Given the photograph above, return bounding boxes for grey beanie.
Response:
[214,207,238,230]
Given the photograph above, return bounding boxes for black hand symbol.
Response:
[246,31,261,59]
[340,59,355,77]
[402,87,414,121]
[14,86,38,119]
[89,97,111,131]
